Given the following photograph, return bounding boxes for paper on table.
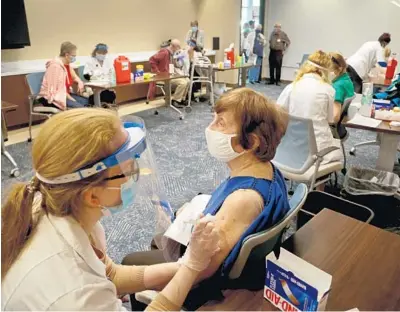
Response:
[86,81,111,87]
[348,113,382,128]
[163,194,211,246]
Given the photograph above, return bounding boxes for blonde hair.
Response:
[384,46,391,60]
[1,108,120,279]
[295,50,332,84]
[215,88,288,162]
[59,41,77,57]
[330,52,347,76]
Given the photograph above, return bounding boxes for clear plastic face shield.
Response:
[35,116,174,250]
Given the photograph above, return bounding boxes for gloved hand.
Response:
[179,214,220,272]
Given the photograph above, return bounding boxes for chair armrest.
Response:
[316,146,339,158]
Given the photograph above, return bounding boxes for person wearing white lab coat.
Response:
[277,50,343,171]
[83,43,116,105]
[1,109,220,311]
[347,33,391,93]
[185,21,205,51]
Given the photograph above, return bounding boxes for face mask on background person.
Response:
[69,55,76,63]
[205,127,244,163]
[96,53,106,61]
[329,72,336,82]
[192,26,198,32]
[101,176,138,216]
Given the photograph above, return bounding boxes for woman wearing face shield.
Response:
[38,41,88,110]
[83,43,116,105]
[1,108,219,311]
[185,20,204,51]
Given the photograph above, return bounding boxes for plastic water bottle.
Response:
[360,82,373,117]
[109,67,116,84]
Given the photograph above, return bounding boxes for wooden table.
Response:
[343,116,400,171]
[213,63,260,88]
[1,101,20,176]
[201,209,400,311]
[86,73,187,119]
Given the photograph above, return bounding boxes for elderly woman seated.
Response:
[123,88,290,311]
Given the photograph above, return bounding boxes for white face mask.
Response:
[205,127,244,162]
[96,53,106,61]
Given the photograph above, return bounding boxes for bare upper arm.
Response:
[196,189,263,281]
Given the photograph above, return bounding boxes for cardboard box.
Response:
[264,248,332,312]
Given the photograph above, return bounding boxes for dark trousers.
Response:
[269,49,283,83]
[258,56,263,82]
[347,65,363,94]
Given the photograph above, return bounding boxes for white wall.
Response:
[264,0,400,81]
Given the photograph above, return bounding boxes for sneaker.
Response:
[267,81,275,85]
[172,100,184,108]
[276,82,281,86]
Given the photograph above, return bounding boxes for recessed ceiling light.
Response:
[391,0,400,8]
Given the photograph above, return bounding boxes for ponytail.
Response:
[1,177,40,279]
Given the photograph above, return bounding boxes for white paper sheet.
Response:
[348,113,382,128]
[163,194,211,246]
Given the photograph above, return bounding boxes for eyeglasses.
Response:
[103,167,140,182]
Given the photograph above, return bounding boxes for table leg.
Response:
[165,80,184,119]
[164,81,171,106]
[93,89,101,107]
[376,133,400,172]
[241,68,248,87]
[2,112,8,141]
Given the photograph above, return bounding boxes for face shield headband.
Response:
[35,122,146,185]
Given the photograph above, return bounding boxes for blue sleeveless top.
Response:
[203,164,289,277]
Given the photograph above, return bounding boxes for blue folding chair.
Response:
[26,72,61,142]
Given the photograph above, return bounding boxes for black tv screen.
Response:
[1,0,31,49]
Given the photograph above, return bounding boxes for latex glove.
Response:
[179,214,220,272]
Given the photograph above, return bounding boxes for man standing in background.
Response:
[268,23,290,86]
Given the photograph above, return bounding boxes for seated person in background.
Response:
[330,52,355,112]
[149,39,190,108]
[185,20,205,51]
[124,88,290,310]
[39,41,88,110]
[346,33,391,93]
[83,43,116,105]
[277,50,344,166]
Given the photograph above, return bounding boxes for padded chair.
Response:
[135,183,308,308]
[146,82,166,106]
[331,94,356,175]
[78,65,88,82]
[26,72,62,142]
[350,134,380,156]
[273,115,344,191]
[297,191,374,229]
[297,54,310,67]
[228,183,308,280]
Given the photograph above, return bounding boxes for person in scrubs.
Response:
[346,33,391,93]
[330,52,355,112]
[83,43,116,105]
[1,108,220,311]
[185,21,205,51]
